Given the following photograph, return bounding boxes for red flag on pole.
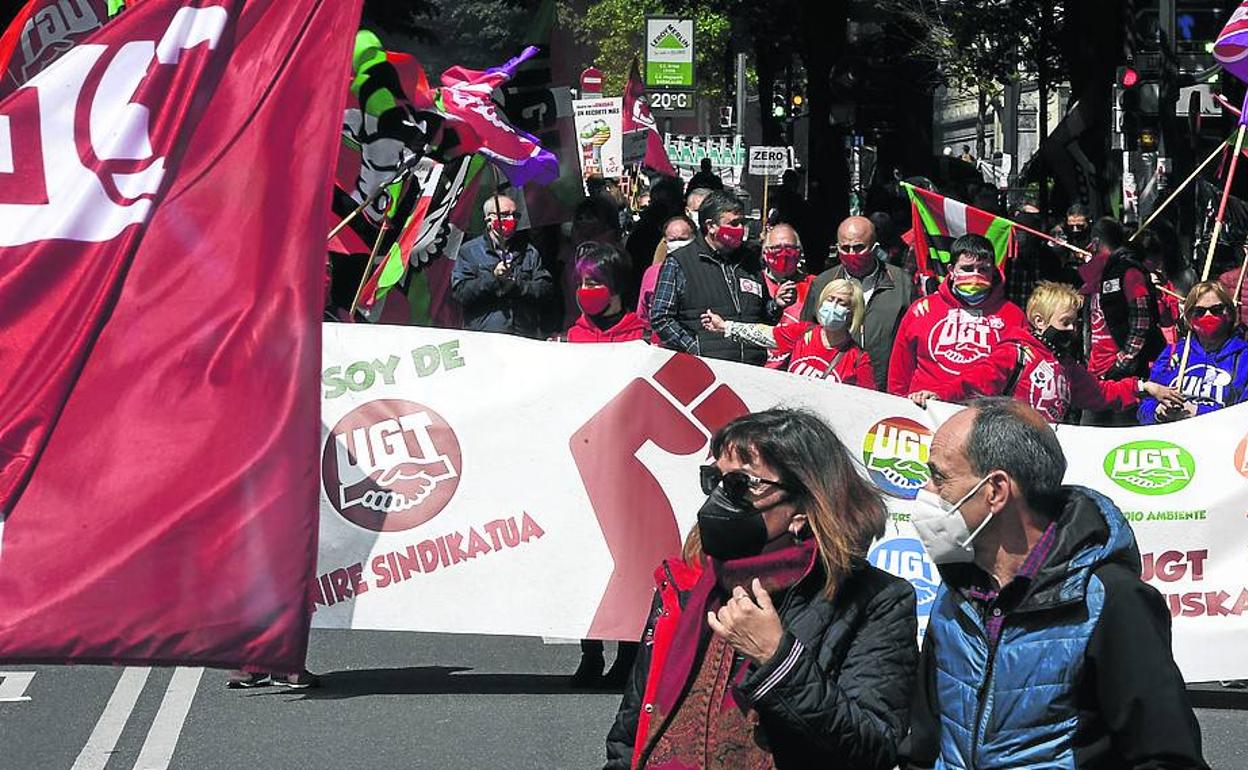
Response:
[0,0,360,671]
[623,58,676,176]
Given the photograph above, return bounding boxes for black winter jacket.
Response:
[605,558,919,769]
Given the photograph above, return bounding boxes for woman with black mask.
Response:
[604,409,918,770]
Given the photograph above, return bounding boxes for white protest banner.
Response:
[571,97,624,182]
[316,325,1248,682]
[621,129,649,167]
[747,145,794,177]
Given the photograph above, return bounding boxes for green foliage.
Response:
[559,0,731,101]
[881,0,1068,97]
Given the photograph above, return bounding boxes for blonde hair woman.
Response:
[700,278,876,389]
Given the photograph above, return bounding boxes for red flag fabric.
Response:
[0,0,360,670]
[623,58,676,176]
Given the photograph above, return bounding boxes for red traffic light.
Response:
[1120,67,1140,89]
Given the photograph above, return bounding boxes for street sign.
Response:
[621,130,649,166]
[747,146,794,176]
[580,67,603,97]
[649,88,695,117]
[645,17,695,89]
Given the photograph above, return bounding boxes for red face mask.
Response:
[577,285,612,316]
[763,245,802,277]
[714,223,747,251]
[1190,314,1228,338]
[838,249,875,277]
[492,217,518,239]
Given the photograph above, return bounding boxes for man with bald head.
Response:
[904,398,1206,770]
[800,215,912,389]
[759,224,814,327]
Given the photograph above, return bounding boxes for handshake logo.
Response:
[322,399,463,532]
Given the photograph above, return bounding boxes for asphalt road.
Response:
[1,630,1244,769]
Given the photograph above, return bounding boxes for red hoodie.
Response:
[927,325,1141,422]
[564,311,648,343]
[887,278,1026,395]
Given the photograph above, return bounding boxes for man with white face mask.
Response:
[903,398,1206,770]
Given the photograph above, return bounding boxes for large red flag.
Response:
[623,58,676,176]
[0,0,359,670]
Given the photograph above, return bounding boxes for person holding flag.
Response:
[887,234,1025,397]
[1138,281,1248,424]
[758,224,815,331]
[450,191,554,338]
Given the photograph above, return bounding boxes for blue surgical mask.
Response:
[817,301,851,331]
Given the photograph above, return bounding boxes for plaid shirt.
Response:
[963,521,1059,645]
[649,256,698,353]
[1118,294,1153,364]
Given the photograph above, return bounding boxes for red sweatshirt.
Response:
[771,322,876,389]
[564,311,648,343]
[887,278,1025,395]
[927,325,1140,422]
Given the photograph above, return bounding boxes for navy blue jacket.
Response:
[1138,331,1248,424]
[905,487,1206,770]
[450,235,553,338]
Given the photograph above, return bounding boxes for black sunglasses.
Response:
[1191,304,1229,318]
[699,465,790,500]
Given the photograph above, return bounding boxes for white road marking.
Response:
[71,666,151,770]
[0,670,35,702]
[132,667,204,770]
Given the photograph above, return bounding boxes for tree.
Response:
[362,0,440,41]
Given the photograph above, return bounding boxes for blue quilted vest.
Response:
[927,487,1137,770]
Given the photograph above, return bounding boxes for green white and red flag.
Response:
[905,183,1016,277]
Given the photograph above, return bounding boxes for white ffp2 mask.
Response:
[911,476,995,564]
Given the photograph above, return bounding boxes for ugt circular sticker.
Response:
[322,399,462,532]
[862,417,932,499]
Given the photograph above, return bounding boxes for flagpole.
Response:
[899,181,1091,257]
[1178,94,1248,386]
[762,171,770,234]
[349,219,391,317]
[1130,136,1231,242]
[327,159,418,243]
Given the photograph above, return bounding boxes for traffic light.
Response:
[719,106,734,129]
[1116,65,1160,152]
[790,89,805,116]
[771,93,787,119]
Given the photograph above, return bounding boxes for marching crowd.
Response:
[443,174,1248,432]
[334,172,1236,768]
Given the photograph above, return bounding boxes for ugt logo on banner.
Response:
[1104,440,1196,496]
[322,399,462,532]
[861,417,932,499]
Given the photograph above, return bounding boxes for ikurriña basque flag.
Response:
[904,182,1016,278]
[0,0,361,671]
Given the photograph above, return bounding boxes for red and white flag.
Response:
[0,0,359,670]
[623,58,675,176]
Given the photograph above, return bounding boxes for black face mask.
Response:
[696,486,769,561]
[1040,326,1078,357]
[1065,226,1090,249]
